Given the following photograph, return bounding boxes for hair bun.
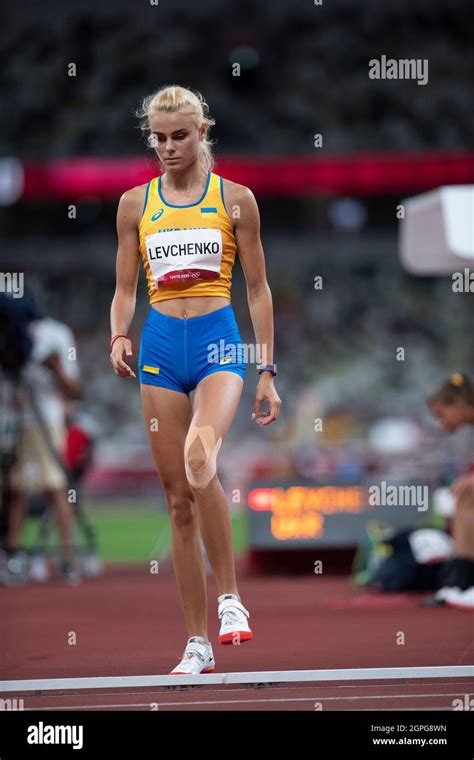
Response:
[450,372,465,386]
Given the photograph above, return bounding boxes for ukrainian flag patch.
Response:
[201,207,217,214]
[142,364,160,374]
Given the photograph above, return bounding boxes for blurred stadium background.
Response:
[0,0,472,571]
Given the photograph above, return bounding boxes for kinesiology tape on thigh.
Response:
[184,425,222,489]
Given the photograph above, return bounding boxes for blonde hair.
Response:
[136,85,216,175]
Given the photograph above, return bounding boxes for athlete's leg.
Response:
[185,371,244,599]
[7,424,75,564]
[4,489,25,552]
[140,384,209,642]
[44,487,76,564]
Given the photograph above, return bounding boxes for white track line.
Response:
[1,666,473,693]
[22,680,474,700]
[357,707,453,712]
[22,691,467,711]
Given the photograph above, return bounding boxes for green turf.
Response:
[21,506,248,563]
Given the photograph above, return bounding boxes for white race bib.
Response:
[146,228,223,286]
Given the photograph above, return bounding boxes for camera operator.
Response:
[4,304,83,583]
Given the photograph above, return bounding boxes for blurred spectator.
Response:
[5,315,83,584]
[0,0,472,157]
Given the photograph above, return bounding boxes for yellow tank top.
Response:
[138,171,237,304]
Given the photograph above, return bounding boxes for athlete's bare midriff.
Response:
[151,296,230,319]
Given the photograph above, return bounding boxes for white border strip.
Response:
[1,666,473,693]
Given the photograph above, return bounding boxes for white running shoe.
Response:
[445,586,474,610]
[29,553,50,583]
[169,636,215,675]
[435,585,462,603]
[217,594,253,645]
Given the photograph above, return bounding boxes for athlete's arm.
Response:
[110,188,143,379]
[228,182,281,426]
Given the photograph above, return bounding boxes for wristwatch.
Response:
[257,363,278,377]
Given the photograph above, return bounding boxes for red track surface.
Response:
[1,563,473,711]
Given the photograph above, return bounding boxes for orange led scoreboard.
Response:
[245,480,430,548]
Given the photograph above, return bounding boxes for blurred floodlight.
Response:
[368,417,420,455]
[328,197,367,231]
[229,46,260,69]
[400,185,474,274]
[0,158,24,205]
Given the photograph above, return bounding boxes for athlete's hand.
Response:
[252,374,281,426]
[110,338,136,379]
[451,473,474,502]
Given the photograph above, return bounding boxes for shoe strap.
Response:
[182,640,211,661]
[218,598,249,619]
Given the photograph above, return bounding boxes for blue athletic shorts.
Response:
[138,303,247,393]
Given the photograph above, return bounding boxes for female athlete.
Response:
[109,85,282,673]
